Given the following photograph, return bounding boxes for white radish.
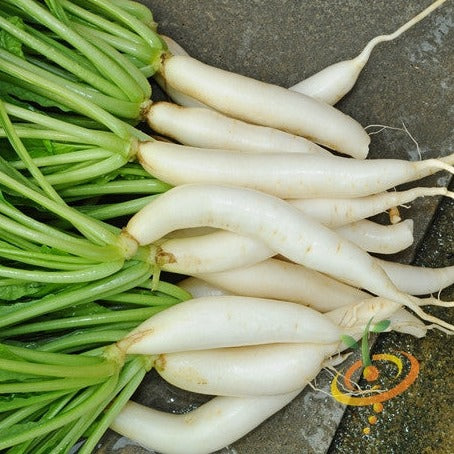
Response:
[118,296,342,355]
[127,183,399,292]
[290,0,447,104]
[325,295,442,338]
[177,274,433,338]
[186,253,454,306]
[111,307,425,451]
[159,55,371,158]
[111,390,300,454]
[159,0,445,108]
[154,305,428,397]
[288,186,453,227]
[152,293,429,397]
[155,343,335,397]
[326,297,401,339]
[336,219,414,254]
[379,259,454,295]
[125,184,453,331]
[111,305,426,453]
[388,308,428,338]
[162,226,217,238]
[178,276,232,298]
[145,101,328,155]
[156,36,211,108]
[151,219,409,277]
[196,258,368,312]
[138,141,454,199]
[124,183,417,295]
[151,230,273,274]
[174,233,452,300]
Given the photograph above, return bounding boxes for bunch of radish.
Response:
[110,1,453,452]
[0,1,452,453]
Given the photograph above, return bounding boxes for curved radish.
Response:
[336,219,414,254]
[326,297,400,338]
[151,230,273,274]
[288,187,453,227]
[184,252,454,305]
[155,343,335,397]
[125,184,453,332]
[151,218,410,277]
[379,260,454,295]
[388,308,428,338]
[127,183,400,292]
[124,184,422,298]
[117,296,342,355]
[196,258,368,312]
[178,277,427,337]
[138,141,454,199]
[154,306,427,397]
[111,390,300,454]
[145,101,328,155]
[159,55,370,158]
[178,276,232,298]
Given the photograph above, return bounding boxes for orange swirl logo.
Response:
[331,319,420,434]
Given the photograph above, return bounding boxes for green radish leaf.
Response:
[2,138,63,160]
[0,369,36,382]
[0,343,24,361]
[340,334,359,350]
[370,319,391,333]
[4,283,63,301]
[0,345,41,380]
[0,392,34,410]
[0,282,47,302]
[42,140,88,156]
[0,390,63,412]
[0,421,42,442]
[0,301,27,315]
[20,139,88,159]
[0,79,71,111]
[0,17,24,57]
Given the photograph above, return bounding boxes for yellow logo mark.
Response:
[331,318,420,434]
[331,351,419,406]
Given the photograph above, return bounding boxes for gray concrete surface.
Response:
[98,1,453,453]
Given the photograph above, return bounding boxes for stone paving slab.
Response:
[98,1,453,453]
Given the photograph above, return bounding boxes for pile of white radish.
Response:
[105,1,453,453]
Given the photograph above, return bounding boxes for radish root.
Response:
[356,0,447,68]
